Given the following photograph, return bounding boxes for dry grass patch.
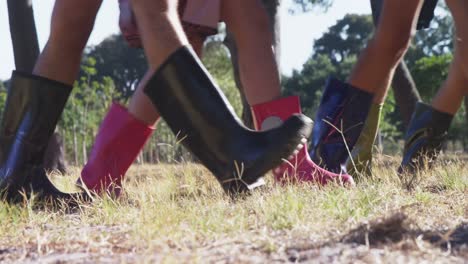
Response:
[0,155,466,263]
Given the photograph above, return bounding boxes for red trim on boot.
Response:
[251,96,354,186]
[252,96,301,130]
[80,103,155,194]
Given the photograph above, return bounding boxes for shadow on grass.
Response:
[341,212,467,250]
[287,212,467,262]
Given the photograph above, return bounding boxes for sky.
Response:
[0,0,371,80]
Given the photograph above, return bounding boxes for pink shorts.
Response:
[181,0,221,34]
[119,0,221,47]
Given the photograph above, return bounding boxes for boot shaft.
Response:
[1,71,71,145]
[404,102,453,144]
[346,103,383,177]
[310,77,373,172]
[143,46,312,194]
[80,103,155,193]
[251,96,302,131]
[0,71,71,196]
[144,47,246,158]
[399,102,454,174]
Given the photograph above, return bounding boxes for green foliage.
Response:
[283,54,336,117]
[412,54,468,144]
[202,41,243,117]
[0,81,6,120]
[405,7,454,68]
[283,9,465,151]
[412,54,452,101]
[379,89,402,151]
[283,14,372,119]
[83,35,147,99]
[313,14,373,65]
[57,34,242,165]
[59,57,121,165]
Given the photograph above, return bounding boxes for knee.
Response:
[224,0,273,45]
[371,26,414,64]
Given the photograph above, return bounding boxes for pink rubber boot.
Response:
[79,103,155,194]
[251,96,354,186]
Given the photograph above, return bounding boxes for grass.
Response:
[0,154,467,263]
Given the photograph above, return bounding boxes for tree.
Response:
[84,35,147,99]
[281,8,456,146]
[6,0,68,173]
[284,14,373,120]
[411,54,451,101]
[313,14,374,65]
[283,54,337,117]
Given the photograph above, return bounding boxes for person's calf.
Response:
[221,0,281,105]
[33,0,102,84]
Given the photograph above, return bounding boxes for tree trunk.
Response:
[7,0,68,173]
[370,0,422,128]
[224,0,282,129]
[391,62,422,127]
[7,0,39,71]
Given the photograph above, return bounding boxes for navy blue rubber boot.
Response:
[309,77,373,173]
[398,102,453,174]
[0,71,84,202]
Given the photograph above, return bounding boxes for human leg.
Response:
[0,0,102,200]
[34,0,103,84]
[79,0,216,194]
[131,0,312,194]
[310,0,424,173]
[398,0,468,174]
[221,0,352,185]
[221,0,281,105]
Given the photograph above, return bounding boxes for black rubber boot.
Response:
[309,77,374,173]
[0,71,83,202]
[398,102,453,174]
[144,47,312,195]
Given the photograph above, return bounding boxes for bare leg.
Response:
[131,0,188,70]
[126,0,192,126]
[348,0,424,103]
[446,0,468,85]
[397,0,468,175]
[430,0,468,114]
[431,53,467,115]
[33,0,103,84]
[127,31,204,125]
[127,0,312,194]
[221,0,281,105]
